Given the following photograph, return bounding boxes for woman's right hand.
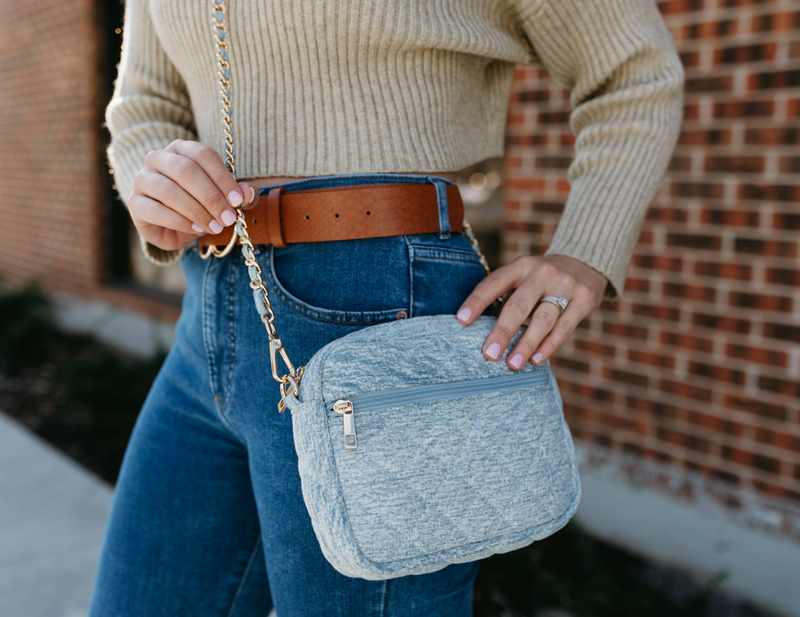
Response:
[128,139,257,252]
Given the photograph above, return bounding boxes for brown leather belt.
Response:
[198,183,464,249]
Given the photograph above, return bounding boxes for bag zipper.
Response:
[332,370,550,450]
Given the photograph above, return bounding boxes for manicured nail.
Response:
[509,353,524,369]
[485,342,502,360]
[221,209,237,226]
[209,220,223,234]
[249,186,256,203]
[191,223,204,234]
[228,190,244,207]
[532,352,544,364]
[457,307,472,322]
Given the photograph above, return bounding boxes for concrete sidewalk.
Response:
[0,412,112,617]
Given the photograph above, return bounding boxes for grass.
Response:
[0,281,732,616]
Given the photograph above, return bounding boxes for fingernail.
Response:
[457,307,472,322]
[249,186,256,203]
[191,223,204,234]
[485,342,502,360]
[532,352,544,364]
[209,220,223,234]
[228,190,244,207]
[221,209,237,226]
[509,353,524,369]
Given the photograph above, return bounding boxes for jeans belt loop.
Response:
[428,176,451,240]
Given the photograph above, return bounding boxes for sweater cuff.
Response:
[108,132,196,267]
[138,231,185,266]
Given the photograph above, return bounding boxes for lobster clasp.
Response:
[270,338,303,412]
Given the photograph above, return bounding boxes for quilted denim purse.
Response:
[207,1,581,580]
[281,315,581,579]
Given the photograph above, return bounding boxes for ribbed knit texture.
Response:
[106,0,684,297]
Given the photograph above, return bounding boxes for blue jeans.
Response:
[89,174,489,616]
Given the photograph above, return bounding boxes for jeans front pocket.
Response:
[264,237,412,325]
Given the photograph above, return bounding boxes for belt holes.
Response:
[305,215,309,220]
[335,213,339,218]
[367,211,371,215]
[253,218,257,223]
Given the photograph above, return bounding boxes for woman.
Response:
[90,0,683,615]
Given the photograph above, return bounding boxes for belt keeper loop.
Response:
[266,186,288,248]
[428,176,450,240]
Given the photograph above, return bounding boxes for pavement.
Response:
[0,412,112,617]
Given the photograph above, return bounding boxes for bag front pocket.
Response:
[324,369,578,564]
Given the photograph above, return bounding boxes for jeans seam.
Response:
[225,537,263,617]
[380,579,388,617]
[402,235,415,319]
[221,258,237,413]
[201,255,221,411]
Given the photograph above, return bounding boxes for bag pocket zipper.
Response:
[331,370,550,450]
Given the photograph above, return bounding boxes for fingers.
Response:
[480,280,545,362]
[455,254,606,370]
[528,302,585,364]
[506,301,562,368]
[238,182,260,210]
[133,168,221,234]
[129,192,195,232]
[455,256,535,325]
[159,139,245,224]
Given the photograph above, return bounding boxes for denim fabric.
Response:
[286,316,580,580]
[88,174,491,616]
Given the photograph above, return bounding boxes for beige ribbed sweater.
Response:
[106,0,684,297]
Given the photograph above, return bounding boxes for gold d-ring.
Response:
[199,226,239,259]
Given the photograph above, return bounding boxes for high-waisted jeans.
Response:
[89,174,489,616]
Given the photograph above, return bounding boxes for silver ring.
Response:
[537,295,569,315]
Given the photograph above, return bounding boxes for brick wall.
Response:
[0,0,105,294]
[504,1,800,509]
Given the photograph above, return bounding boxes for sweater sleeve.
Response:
[105,0,199,266]
[517,0,684,298]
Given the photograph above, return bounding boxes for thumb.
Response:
[237,183,260,210]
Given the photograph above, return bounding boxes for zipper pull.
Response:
[333,400,357,450]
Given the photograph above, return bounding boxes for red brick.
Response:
[704,157,765,174]
[688,362,746,386]
[763,322,800,343]
[714,42,777,65]
[734,237,797,258]
[663,282,717,302]
[666,233,722,250]
[773,212,800,230]
[739,183,800,202]
[661,331,714,353]
[692,313,751,334]
[686,75,733,93]
[660,379,714,403]
[729,292,793,313]
[751,11,800,32]
[682,19,737,40]
[726,344,788,368]
[694,261,753,281]
[748,69,800,91]
[745,127,800,145]
[678,128,732,146]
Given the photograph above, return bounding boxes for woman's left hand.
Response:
[456,255,607,369]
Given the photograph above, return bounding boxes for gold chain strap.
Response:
[204,0,491,412]
[203,1,303,412]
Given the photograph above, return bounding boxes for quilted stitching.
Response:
[286,315,581,580]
